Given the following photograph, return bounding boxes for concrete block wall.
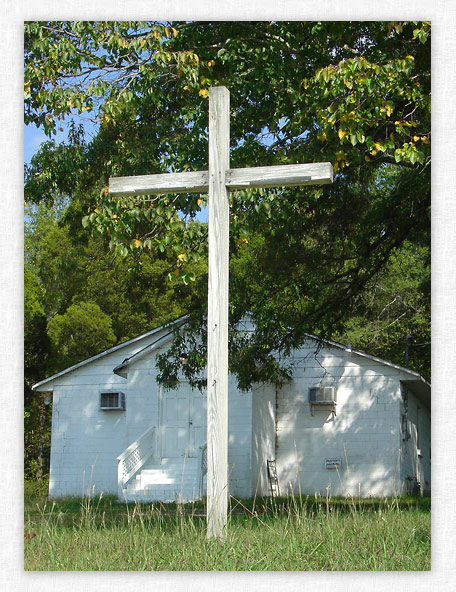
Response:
[48,373,129,497]
[46,333,167,498]
[250,384,276,497]
[122,353,162,454]
[227,376,253,498]
[276,342,403,498]
[42,325,427,501]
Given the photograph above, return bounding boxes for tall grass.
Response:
[24,493,430,571]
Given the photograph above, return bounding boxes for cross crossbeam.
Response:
[109,162,333,196]
[108,86,333,540]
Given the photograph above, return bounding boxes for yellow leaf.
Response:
[338,129,347,140]
[199,88,209,98]
[365,155,371,162]
[413,136,420,142]
[134,239,141,248]
[177,253,186,262]
[171,27,178,37]
[165,27,170,37]
[197,198,203,207]
[104,186,109,196]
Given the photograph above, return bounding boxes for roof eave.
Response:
[32,316,188,391]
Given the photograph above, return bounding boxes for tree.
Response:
[24,200,206,368]
[24,20,431,389]
[24,199,205,482]
[334,240,430,379]
[47,302,116,372]
[24,266,51,484]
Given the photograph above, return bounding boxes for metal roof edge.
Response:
[302,333,430,386]
[113,326,184,377]
[33,315,430,392]
[32,316,189,391]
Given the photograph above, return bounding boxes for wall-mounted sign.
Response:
[325,458,342,469]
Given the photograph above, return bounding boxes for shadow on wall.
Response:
[275,357,404,498]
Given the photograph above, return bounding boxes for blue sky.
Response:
[24,123,52,165]
[24,115,98,166]
[24,118,210,223]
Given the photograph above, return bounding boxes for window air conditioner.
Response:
[308,386,337,404]
[100,391,125,411]
[309,386,337,416]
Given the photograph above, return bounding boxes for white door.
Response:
[161,383,206,458]
[189,390,207,457]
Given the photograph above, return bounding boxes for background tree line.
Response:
[24,20,430,486]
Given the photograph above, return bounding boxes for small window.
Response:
[100,391,125,410]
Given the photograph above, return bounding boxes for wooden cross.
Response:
[109,86,333,539]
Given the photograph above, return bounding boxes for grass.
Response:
[24,492,430,571]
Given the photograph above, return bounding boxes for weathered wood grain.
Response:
[226,162,333,189]
[206,86,230,540]
[108,170,209,196]
[109,163,333,197]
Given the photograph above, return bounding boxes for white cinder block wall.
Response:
[276,342,404,498]
[45,332,168,498]
[122,349,163,455]
[38,325,429,501]
[251,384,276,497]
[227,376,253,498]
[48,361,130,497]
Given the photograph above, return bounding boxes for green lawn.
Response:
[24,493,430,571]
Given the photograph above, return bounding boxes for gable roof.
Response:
[33,316,430,407]
[111,323,430,406]
[32,316,188,392]
[307,334,431,408]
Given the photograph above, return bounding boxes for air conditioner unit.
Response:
[309,386,337,416]
[309,386,337,403]
[100,391,125,411]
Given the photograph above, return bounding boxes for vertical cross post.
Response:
[206,86,230,539]
[108,85,333,540]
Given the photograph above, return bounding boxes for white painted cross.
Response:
[109,86,333,539]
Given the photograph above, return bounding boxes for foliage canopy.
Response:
[25,20,430,391]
